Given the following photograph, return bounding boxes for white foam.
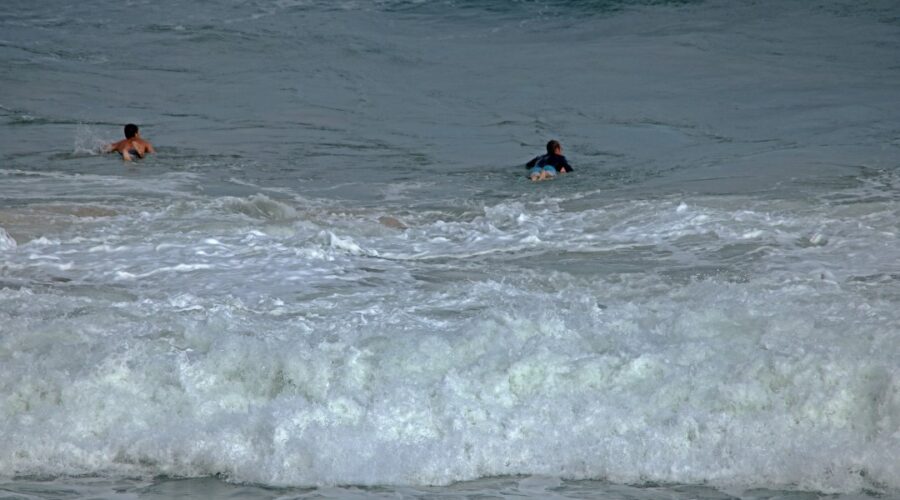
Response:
[72,124,109,156]
[2,278,897,490]
[1,186,899,492]
[0,227,16,251]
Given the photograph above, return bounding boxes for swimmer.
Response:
[525,141,575,181]
[526,140,574,181]
[105,123,155,161]
[526,139,574,181]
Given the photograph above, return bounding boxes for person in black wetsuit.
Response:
[526,139,573,181]
[105,123,155,161]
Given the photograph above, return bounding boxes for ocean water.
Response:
[2,0,900,498]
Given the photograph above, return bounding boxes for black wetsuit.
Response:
[526,153,574,173]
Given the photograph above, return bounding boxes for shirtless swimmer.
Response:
[105,123,155,161]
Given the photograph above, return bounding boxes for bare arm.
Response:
[104,139,124,154]
[135,138,154,156]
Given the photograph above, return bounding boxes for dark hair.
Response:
[546,140,560,154]
[124,123,139,138]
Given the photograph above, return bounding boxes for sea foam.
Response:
[0,227,16,250]
[1,188,899,493]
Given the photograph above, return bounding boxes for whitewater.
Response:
[1,0,899,498]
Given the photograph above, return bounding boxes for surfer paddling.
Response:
[526,140,573,181]
[105,123,155,161]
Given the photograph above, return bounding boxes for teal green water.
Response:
[1,0,899,497]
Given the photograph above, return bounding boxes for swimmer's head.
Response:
[124,123,139,139]
[546,140,561,154]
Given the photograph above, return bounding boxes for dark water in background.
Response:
[1,0,900,498]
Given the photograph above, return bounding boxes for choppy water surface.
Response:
[2,0,900,498]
